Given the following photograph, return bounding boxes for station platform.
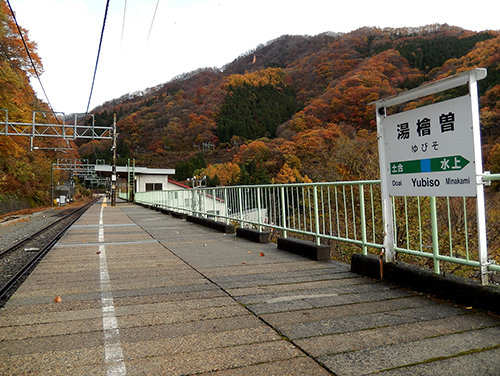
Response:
[1,198,499,375]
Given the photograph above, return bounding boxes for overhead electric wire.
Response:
[120,0,127,50]
[5,0,56,116]
[146,0,160,45]
[85,0,110,115]
[84,0,111,162]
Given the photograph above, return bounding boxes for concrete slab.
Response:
[202,357,332,376]
[376,347,500,376]
[259,295,435,327]
[276,304,465,340]
[318,326,500,375]
[295,314,500,358]
[124,341,305,375]
[1,199,499,375]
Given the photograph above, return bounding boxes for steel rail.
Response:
[0,198,97,258]
[0,198,98,301]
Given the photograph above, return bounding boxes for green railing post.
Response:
[214,188,218,220]
[256,187,262,232]
[313,186,320,245]
[224,188,229,225]
[202,188,207,218]
[238,187,243,227]
[280,186,287,239]
[191,189,196,216]
[430,196,440,274]
[359,184,367,255]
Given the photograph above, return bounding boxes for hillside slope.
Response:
[81,24,500,184]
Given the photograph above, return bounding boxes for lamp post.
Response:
[186,176,206,215]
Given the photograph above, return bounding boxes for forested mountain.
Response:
[2,0,500,214]
[83,24,500,185]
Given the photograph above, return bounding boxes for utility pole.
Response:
[50,162,54,206]
[111,113,117,206]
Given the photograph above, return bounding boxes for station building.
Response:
[94,165,175,193]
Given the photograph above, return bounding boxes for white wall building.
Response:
[94,165,175,193]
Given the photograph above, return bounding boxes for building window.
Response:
[145,183,163,191]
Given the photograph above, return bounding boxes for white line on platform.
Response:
[266,293,338,303]
[72,223,138,228]
[54,239,157,248]
[99,200,127,376]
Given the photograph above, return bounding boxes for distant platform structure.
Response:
[94,165,175,193]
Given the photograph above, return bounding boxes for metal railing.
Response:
[129,175,500,284]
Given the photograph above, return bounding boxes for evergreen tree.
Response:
[207,174,221,187]
[217,82,296,143]
[237,159,270,185]
[173,153,207,181]
[396,33,495,73]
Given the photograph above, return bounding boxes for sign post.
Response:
[372,68,489,284]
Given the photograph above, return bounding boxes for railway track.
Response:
[0,198,98,306]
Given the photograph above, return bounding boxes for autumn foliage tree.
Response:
[0,0,43,120]
[203,162,241,186]
[0,0,69,209]
[272,163,312,184]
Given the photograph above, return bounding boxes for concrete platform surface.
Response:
[0,198,499,375]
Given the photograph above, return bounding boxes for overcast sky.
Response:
[10,0,500,115]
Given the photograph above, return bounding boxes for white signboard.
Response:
[382,95,477,197]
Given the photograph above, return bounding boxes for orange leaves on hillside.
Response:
[280,110,322,136]
[0,1,43,76]
[224,67,289,89]
[77,139,111,158]
[333,130,379,181]
[0,136,24,194]
[281,123,379,182]
[272,163,312,184]
[188,114,217,146]
[203,162,241,186]
[164,117,184,150]
[326,51,410,128]
[232,141,271,165]
[292,124,343,158]
[481,85,500,138]
[194,130,218,145]
[437,35,500,79]
[290,49,413,132]
[485,143,500,174]
[0,135,55,200]
[0,135,24,159]
[0,2,45,121]
[278,141,297,156]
